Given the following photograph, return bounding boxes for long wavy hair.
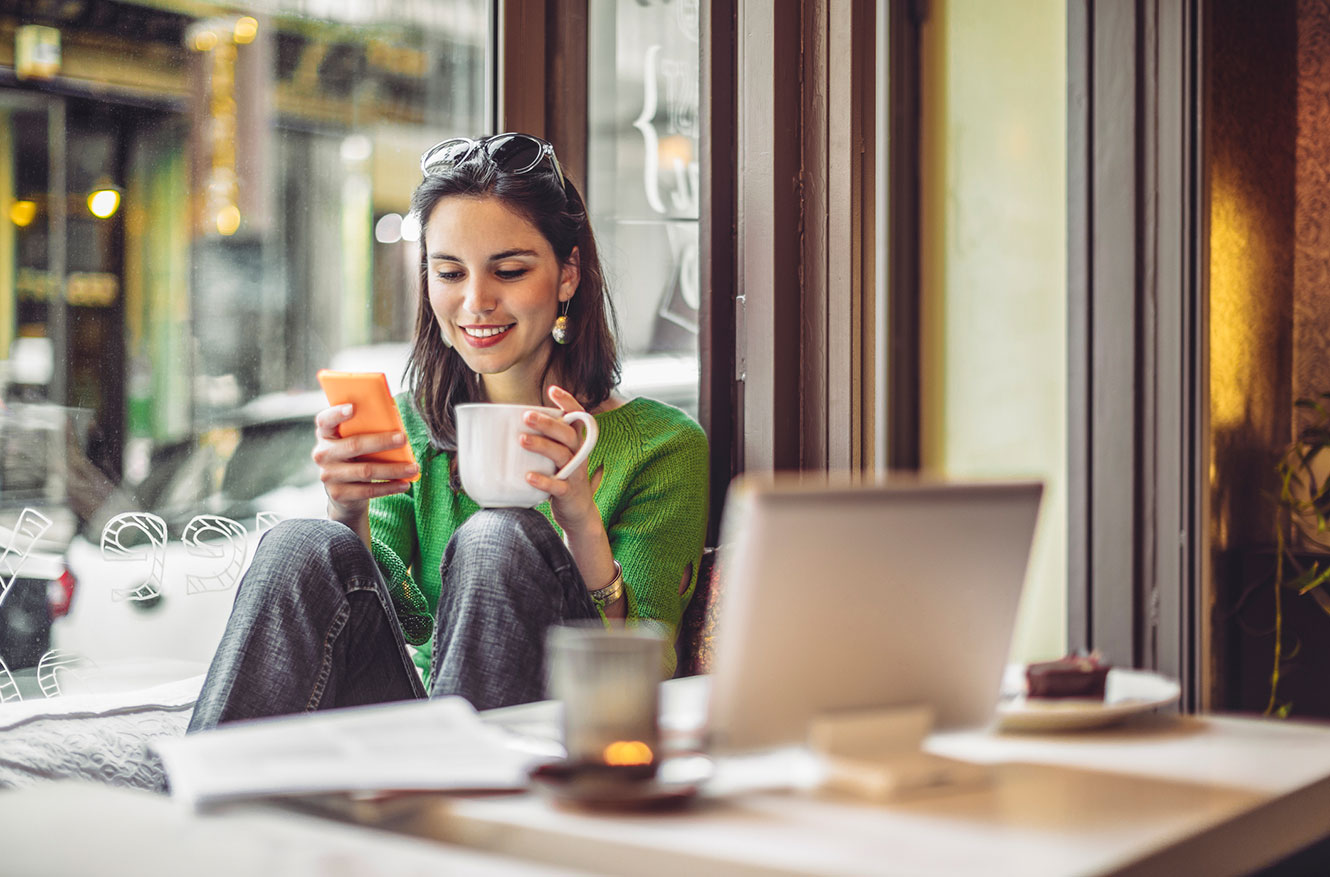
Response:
[405,152,620,453]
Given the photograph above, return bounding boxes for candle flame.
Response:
[602,740,653,766]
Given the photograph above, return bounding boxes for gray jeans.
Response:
[187,508,598,731]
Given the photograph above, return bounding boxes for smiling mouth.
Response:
[462,324,514,339]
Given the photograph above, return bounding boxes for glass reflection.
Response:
[587,0,701,417]
[0,1,491,697]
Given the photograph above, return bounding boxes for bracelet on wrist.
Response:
[588,560,624,608]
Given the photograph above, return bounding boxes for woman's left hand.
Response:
[522,385,601,537]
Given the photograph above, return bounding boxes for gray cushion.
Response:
[0,675,201,792]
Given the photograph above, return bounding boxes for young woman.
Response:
[188,133,708,728]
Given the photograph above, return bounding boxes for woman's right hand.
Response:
[312,404,418,526]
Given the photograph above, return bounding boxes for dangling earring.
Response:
[552,299,571,345]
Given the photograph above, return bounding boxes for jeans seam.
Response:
[345,575,426,701]
[346,576,391,611]
[306,601,350,711]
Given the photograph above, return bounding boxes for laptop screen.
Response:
[707,476,1043,752]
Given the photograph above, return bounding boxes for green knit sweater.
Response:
[368,395,709,679]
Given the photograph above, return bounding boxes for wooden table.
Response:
[366,675,1330,876]
[0,781,570,877]
[5,675,1330,876]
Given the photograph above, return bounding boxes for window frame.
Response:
[1067,0,1206,710]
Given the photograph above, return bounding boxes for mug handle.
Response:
[553,411,599,480]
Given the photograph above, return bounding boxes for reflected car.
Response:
[0,510,76,676]
[0,402,89,675]
[51,392,328,674]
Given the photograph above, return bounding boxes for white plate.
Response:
[996,665,1181,732]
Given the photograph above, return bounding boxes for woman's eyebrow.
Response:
[427,248,539,262]
[489,248,538,261]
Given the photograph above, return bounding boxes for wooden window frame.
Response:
[501,0,885,540]
[1067,0,1206,710]
[735,0,879,475]
[883,0,924,472]
[496,0,588,183]
[499,0,738,537]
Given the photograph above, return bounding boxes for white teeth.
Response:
[464,325,512,338]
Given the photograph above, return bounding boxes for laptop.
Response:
[706,475,1043,752]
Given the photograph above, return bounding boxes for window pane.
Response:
[0,4,490,698]
[919,0,1067,665]
[587,0,701,419]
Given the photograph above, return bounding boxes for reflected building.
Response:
[0,1,490,479]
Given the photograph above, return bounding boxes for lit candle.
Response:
[547,625,664,772]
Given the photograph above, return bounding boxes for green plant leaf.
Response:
[1283,564,1321,591]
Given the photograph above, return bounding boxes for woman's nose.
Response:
[462,277,497,315]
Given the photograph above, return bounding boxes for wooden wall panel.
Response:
[1294,0,1330,407]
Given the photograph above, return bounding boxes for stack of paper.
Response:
[152,696,554,809]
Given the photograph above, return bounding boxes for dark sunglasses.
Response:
[419,132,566,190]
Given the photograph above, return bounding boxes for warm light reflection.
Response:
[602,740,653,766]
[87,188,120,219]
[216,205,241,236]
[233,16,258,44]
[9,200,36,227]
[192,30,217,52]
[658,133,692,167]
[1209,173,1261,431]
[400,213,421,243]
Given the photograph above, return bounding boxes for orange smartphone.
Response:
[316,370,420,482]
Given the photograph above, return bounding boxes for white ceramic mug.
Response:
[455,403,599,508]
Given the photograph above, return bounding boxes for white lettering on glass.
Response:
[182,515,248,595]
[0,657,21,703]
[0,507,53,595]
[101,512,168,602]
[36,649,93,699]
[255,511,280,536]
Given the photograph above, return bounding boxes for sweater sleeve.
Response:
[367,398,435,646]
[368,489,432,646]
[608,415,710,676]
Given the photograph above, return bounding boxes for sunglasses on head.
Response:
[419,132,566,190]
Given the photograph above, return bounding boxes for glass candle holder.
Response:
[546,623,664,772]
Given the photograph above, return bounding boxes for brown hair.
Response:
[404,150,620,452]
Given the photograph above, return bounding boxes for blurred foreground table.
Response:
[374,675,1330,877]
[0,781,570,877]
[6,675,1330,876]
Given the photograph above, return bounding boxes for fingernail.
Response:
[341,404,353,415]
[394,432,405,444]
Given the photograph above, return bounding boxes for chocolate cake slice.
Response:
[1025,653,1110,700]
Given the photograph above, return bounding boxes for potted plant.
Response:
[1265,394,1330,716]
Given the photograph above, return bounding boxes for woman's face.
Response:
[424,195,578,392]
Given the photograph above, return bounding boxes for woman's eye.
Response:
[436,270,464,282]
[496,269,528,280]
